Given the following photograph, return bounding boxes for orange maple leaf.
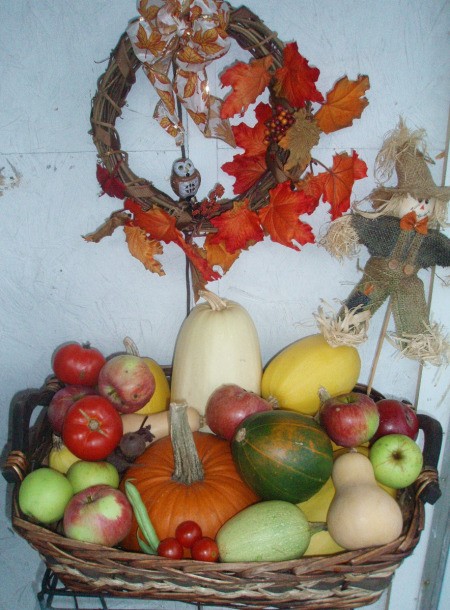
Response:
[209,200,264,253]
[306,152,367,219]
[220,56,273,118]
[124,226,165,276]
[258,181,315,250]
[222,154,267,195]
[232,102,272,157]
[125,200,220,282]
[315,75,370,134]
[273,42,324,109]
[204,235,241,273]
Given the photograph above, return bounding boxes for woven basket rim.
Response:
[89,5,290,233]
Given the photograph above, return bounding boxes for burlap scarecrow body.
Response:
[317,119,450,366]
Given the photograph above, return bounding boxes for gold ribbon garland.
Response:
[127,0,235,146]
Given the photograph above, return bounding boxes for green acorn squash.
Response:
[231,409,333,503]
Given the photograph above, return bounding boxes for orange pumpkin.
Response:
[120,404,259,551]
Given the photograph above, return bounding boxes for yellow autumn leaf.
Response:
[124,226,165,276]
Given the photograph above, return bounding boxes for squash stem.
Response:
[170,402,204,484]
[198,289,227,311]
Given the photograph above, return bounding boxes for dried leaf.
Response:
[83,211,130,243]
[273,43,324,109]
[209,200,264,253]
[258,181,315,250]
[315,75,370,134]
[220,56,273,118]
[278,109,321,172]
[124,225,165,276]
[221,154,267,195]
[204,235,241,273]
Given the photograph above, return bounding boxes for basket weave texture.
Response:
[5,376,440,610]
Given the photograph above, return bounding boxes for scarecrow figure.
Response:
[316,119,450,366]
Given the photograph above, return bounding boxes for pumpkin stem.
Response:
[170,402,204,484]
[198,289,228,311]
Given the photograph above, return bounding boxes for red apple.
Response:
[48,385,97,434]
[97,354,155,413]
[318,390,380,447]
[205,384,273,441]
[63,484,133,546]
[371,399,419,443]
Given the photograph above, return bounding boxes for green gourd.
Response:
[326,452,403,550]
[231,409,333,503]
[216,500,317,562]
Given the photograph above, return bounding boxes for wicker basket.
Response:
[3,375,443,610]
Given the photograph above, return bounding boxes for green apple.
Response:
[369,434,423,489]
[66,460,119,494]
[18,467,74,524]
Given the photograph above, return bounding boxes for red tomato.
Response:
[52,342,106,386]
[157,537,184,560]
[62,395,122,460]
[191,537,220,562]
[175,521,203,549]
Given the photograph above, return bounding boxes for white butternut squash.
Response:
[326,452,403,550]
[170,290,262,418]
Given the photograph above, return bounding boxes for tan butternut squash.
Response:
[326,451,403,550]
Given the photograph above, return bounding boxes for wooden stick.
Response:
[367,300,393,395]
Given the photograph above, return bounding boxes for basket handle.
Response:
[2,376,62,484]
[415,413,443,505]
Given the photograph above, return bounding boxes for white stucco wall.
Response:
[0,1,448,609]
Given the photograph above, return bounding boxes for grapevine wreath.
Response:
[86,0,370,296]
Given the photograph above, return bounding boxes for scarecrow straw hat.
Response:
[369,118,450,206]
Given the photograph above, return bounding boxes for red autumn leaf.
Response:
[307,151,367,219]
[220,56,273,118]
[125,199,220,282]
[221,154,267,195]
[273,42,324,109]
[258,181,315,250]
[209,200,264,253]
[96,163,126,199]
[315,75,370,134]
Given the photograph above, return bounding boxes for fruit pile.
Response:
[17,292,425,563]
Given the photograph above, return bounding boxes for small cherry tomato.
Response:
[52,342,106,386]
[191,537,219,562]
[157,537,184,560]
[62,395,122,461]
[175,520,203,549]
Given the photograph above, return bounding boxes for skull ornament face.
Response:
[170,158,201,200]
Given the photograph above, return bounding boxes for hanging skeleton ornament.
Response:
[170,158,201,201]
[316,119,450,366]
